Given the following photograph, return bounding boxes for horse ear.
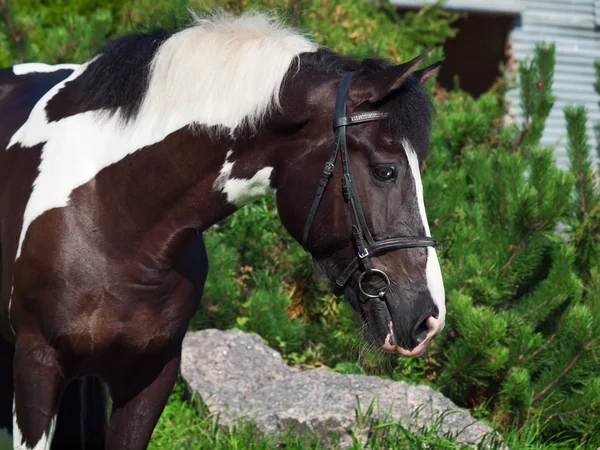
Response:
[412,60,443,85]
[350,54,426,105]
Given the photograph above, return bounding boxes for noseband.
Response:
[302,71,441,300]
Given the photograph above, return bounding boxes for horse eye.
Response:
[372,165,396,182]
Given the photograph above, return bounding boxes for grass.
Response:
[148,379,471,449]
[148,378,594,450]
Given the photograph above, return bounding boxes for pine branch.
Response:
[532,341,592,402]
[496,157,506,227]
[290,0,301,27]
[512,62,533,151]
[595,60,600,161]
[431,211,454,232]
[568,108,588,219]
[512,44,556,152]
[0,0,24,63]
[549,400,600,418]
[566,106,597,224]
[502,234,529,272]
[520,310,566,364]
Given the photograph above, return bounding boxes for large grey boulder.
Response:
[181,329,502,448]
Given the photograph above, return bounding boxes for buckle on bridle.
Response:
[357,248,369,259]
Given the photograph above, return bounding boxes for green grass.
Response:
[148,379,467,449]
[149,379,593,450]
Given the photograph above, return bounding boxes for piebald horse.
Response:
[0,12,445,449]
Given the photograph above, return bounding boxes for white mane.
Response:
[139,11,317,134]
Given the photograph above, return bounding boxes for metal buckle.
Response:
[358,269,390,299]
[357,248,369,259]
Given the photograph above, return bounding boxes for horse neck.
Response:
[110,126,281,264]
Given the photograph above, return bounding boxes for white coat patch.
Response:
[13,399,56,450]
[214,150,274,206]
[403,139,446,323]
[12,63,79,76]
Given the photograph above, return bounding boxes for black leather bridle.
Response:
[302,71,441,300]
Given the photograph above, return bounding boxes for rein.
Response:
[302,71,441,300]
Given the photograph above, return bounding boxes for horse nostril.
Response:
[412,315,431,345]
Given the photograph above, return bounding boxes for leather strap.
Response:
[335,237,441,291]
[303,73,388,250]
[333,111,388,129]
[301,70,442,297]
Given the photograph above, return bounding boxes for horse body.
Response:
[0,12,445,449]
[0,62,213,448]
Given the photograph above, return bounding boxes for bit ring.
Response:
[358,269,390,299]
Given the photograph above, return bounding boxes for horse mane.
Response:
[69,11,431,151]
[74,12,317,133]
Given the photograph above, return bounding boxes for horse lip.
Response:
[383,317,441,357]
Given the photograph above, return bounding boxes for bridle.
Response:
[302,71,441,300]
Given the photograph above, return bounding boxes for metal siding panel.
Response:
[511,31,600,52]
[507,0,600,169]
[523,10,596,30]
[389,0,523,14]
[393,0,600,168]
[525,0,594,13]
[529,0,597,4]
[520,23,600,39]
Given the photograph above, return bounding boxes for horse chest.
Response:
[12,222,197,350]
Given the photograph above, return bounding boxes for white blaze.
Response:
[403,139,446,324]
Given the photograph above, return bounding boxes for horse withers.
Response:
[0,12,445,450]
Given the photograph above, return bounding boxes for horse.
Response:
[0,12,446,450]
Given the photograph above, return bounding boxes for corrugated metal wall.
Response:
[506,0,600,169]
[392,0,600,169]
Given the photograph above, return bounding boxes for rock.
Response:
[181,329,503,448]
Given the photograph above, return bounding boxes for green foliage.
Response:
[245,270,307,354]
[516,44,555,149]
[595,60,600,157]
[424,44,600,445]
[0,0,118,65]
[565,105,600,285]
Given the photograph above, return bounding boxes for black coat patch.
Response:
[45,30,173,123]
